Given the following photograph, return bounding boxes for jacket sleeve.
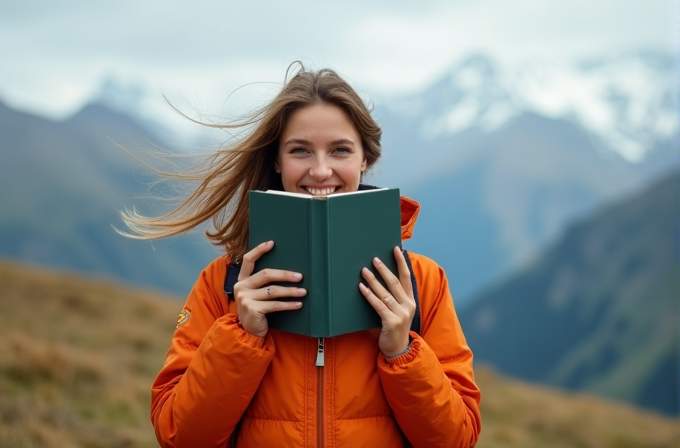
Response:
[377,254,482,448]
[151,257,276,448]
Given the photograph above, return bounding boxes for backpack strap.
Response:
[224,261,241,300]
[223,253,421,334]
[403,250,421,334]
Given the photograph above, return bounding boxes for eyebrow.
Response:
[283,138,356,146]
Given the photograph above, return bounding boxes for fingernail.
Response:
[359,283,367,291]
[297,288,306,295]
[374,257,382,265]
[292,272,302,279]
[362,267,369,274]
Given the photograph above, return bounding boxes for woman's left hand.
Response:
[359,246,416,357]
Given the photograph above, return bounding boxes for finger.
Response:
[239,297,303,321]
[369,257,407,305]
[361,266,392,306]
[261,299,304,314]
[393,247,414,300]
[358,282,393,316]
[359,270,402,317]
[239,240,274,280]
[260,285,307,301]
[245,268,303,290]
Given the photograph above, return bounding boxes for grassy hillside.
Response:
[0,261,677,448]
[0,261,178,448]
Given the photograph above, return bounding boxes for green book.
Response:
[248,188,402,338]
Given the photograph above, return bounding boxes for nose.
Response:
[309,155,332,180]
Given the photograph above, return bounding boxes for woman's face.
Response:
[276,103,367,195]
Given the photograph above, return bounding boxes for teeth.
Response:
[306,187,336,196]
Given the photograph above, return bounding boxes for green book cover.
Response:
[248,188,402,338]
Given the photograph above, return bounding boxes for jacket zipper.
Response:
[315,338,325,448]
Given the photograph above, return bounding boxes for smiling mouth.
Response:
[305,186,339,196]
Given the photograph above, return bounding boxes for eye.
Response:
[332,147,352,154]
[289,147,308,154]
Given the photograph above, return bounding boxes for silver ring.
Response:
[267,287,271,296]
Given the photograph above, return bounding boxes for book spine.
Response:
[309,199,331,337]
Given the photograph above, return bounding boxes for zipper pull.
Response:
[315,338,325,366]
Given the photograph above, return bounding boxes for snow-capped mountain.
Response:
[515,52,677,162]
[383,51,677,162]
[369,50,678,303]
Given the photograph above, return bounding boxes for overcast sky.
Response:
[0,0,676,121]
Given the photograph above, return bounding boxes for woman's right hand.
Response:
[234,240,306,337]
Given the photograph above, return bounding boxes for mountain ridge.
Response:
[0,99,217,298]
[458,169,679,415]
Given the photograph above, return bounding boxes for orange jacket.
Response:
[151,197,481,448]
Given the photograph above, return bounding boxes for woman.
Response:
[122,64,481,447]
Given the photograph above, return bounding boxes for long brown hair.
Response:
[119,63,383,262]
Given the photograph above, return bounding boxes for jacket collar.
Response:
[400,196,420,242]
[358,184,420,242]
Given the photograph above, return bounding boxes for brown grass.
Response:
[0,260,177,448]
[475,367,679,448]
[0,259,677,448]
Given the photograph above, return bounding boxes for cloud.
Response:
[0,0,675,118]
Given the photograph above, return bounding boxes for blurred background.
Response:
[0,1,678,447]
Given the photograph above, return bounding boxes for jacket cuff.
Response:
[218,314,272,351]
[380,332,421,366]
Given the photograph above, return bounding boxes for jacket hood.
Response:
[400,196,420,242]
